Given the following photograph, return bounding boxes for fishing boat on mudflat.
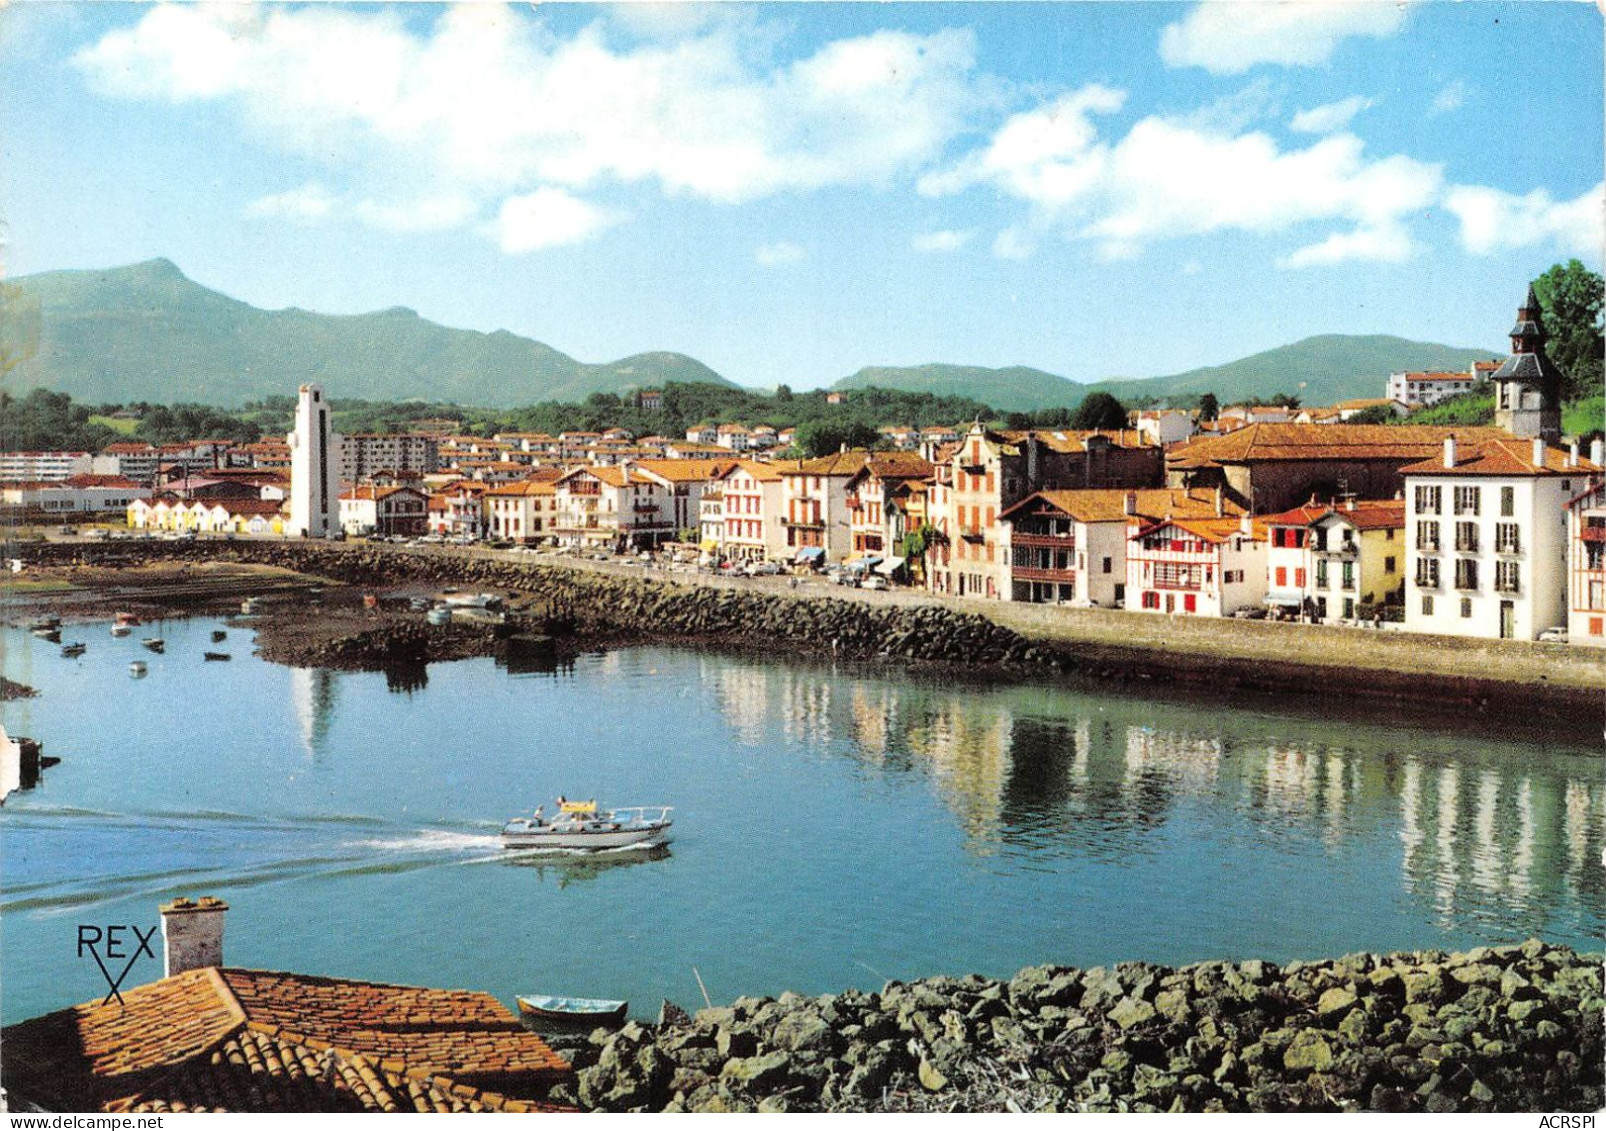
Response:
[501,799,672,851]
[516,994,628,1031]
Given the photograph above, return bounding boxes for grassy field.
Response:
[1563,395,1603,437]
[88,415,140,435]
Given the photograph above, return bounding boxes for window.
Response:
[1500,486,1515,517]
[1385,556,1396,574]
[1593,617,1604,636]
[1316,560,1329,589]
[1295,568,1306,587]
[1495,523,1520,554]
[1415,485,1442,515]
[1416,558,1440,589]
[1422,594,1433,616]
[1416,520,1439,552]
[1454,486,1480,516]
[1102,557,1112,574]
[1343,598,1355,620]
[1455,557,1479,591]
[1460,597,1473,618]
[1142,590,1160,609]
[1183,594,1197,613]
[1495,560,1520,593]
[1275,566,1287,587]
[1455,522,1479,553]
[1342,561,1356,591]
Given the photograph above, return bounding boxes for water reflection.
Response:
[500,844,671,887]
[702,656,1605,933]
[289,668,338,757]
[384,662,430,694]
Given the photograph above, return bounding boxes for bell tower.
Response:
[1491,285,1563,441]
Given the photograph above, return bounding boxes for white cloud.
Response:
[246,182,337,222]
[1445,182,1604,258]
[912,229,972,253]
[1289,95,1372,134]
[352,194,478,234]
[494,188,620,253]
[992,228,1034,260]
[755,241,806,266]
[1160,2,1407,75]
[1431,80,1468,115]
[926,86,1441,267]
[73,3,991,253]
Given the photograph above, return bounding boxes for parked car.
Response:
[57,525,78,536]
[745,561,783,576]
[1537,627,1569,644]
[861,574,890,591]
[832,570,860,587]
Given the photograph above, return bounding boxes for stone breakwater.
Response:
[13,540,1602,719]
[552,942,1603,1113]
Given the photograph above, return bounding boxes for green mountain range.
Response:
[0,259,736,408]
[830,335,1501,412]
[2,258,1502,412]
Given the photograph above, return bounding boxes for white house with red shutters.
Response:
[1124,514,1267,617]
[1567,469,1606,646]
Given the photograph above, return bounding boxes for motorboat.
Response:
[129,661,148,677]
[110,624,132,638]
[31,627,61,643]
[141,638,166,654]
[516,994,628,1031]
[61,642,86,658]
[501,800,672,851]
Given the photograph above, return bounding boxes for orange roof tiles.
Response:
[1167,423,1510,468]
[776,450,874,477]
[635,458,738,482]
[2,967,570,1114]
[1400,439,1605,478]
[1260,499,1405,530]
[1004,487,1246,524]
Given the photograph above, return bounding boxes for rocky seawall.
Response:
[553,941,1603,1113]
[11,541,1602,721]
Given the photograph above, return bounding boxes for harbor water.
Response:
[1,615,1601,1024]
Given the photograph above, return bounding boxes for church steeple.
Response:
[1492,284,1562,442]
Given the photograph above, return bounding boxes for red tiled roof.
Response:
[1,968,570,1114]
[1167,424,1509,468]
[1260,499,1405,530]
[1400,439,1605,478]
[1003,487,1246,525]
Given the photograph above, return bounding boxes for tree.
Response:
[1069,391,1127,431]
[1533,260,1604,402]
[775,383,793,402]
[1341,404,1399,426]
[1198,392,1220,422]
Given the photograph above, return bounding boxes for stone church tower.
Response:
[1491,285,1563,442]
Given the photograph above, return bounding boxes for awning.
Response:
[1264,595,1303,607]
[847,556,881,572]
[795,547,825,562]
[873,555,906,575]
[700,539,718,551]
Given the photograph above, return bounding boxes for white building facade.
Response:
[287,384,341,537]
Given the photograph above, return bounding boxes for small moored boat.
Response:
[211,630,228,643]
[61,642,86,658]
[110,624,132,638]
[29,616,61,631]
[203,652,231,662]
[516,994,628,1030]
[129,661,148,677]
[141,638,165,654]
[501,799,672,851]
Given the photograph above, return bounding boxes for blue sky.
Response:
[3,2,1601,391]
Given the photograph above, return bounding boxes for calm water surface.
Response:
[2,616,1601,1024]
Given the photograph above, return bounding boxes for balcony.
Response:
[960,462,985,475]
[960,527,986,543]
[1013,566,1076,584]
[1011,532,1075,551]
[1583,526,1606,544]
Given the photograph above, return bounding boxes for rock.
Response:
[1109,997,1157,1030]
[1155,988,1191,1025]
[716,1026,758,1059]
[1403,968,1449,1006]
[772,1011,836,1055]
[720,1052,791,1090]
[1317,986,1358,1020]
[918,1058,949,1092]
[659,999,692,1029]
[1283,1031,1334,1073]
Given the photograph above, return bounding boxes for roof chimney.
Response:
[1593,438,1604,468]
[1532,436,1546,470]
[161,896,228,976]
[1569,440,1580,468]
[1214,486,1224,517]
[1443,434,1456,469]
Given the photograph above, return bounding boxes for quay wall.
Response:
[13,540,1604,721]
[556,940,1604,1113]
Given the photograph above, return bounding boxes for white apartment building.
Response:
[1403,436,1598,640]
[711,460,785,562]
[339,434,440,482]
[484,479,557,544]
[0,452,92,481]
[1387,368,1480,408]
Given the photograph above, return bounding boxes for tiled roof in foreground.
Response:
[1,967,570,1113]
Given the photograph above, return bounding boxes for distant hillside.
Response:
[1081,334,1501,408]
[833,364,1082,412]
[1,259,737,408]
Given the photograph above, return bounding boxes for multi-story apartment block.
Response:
[1125,514,1268,617]
[1387,368,1482,408]
[699,490,724,556]
[1567,469,1606,646]
[633,459,734,535]
[552,465,675,550]
[339,434,440,483]
[426,481,489,538]
[999,487,1243,606]
[0,475,149,516]
[711,460,785,562]
[91,443,163,484]
[339,485,429,537]
[0,452,92,481]
[484,479,557,544]
[777,450,872,562]
[1403,436,1598,640]
[926,424,1162,600]
[1262,499,1405,623]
